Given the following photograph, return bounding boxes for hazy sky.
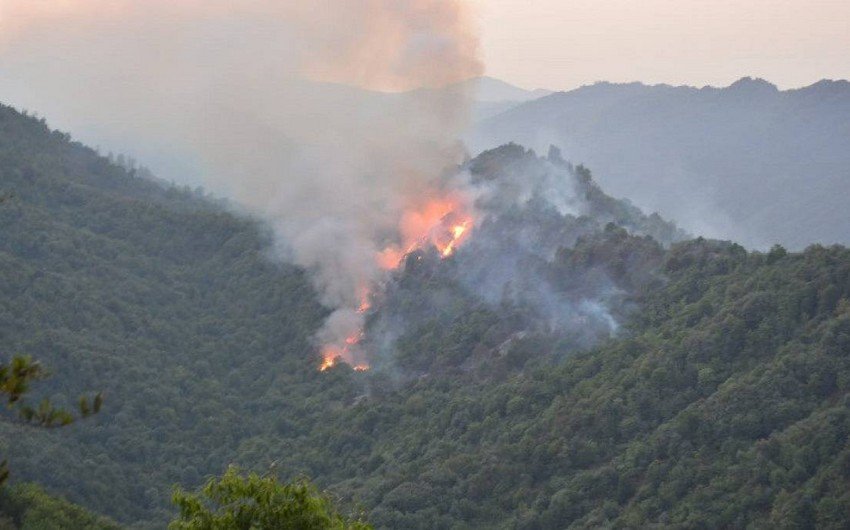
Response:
[472,0,850,90]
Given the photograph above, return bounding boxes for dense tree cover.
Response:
[170,467,371,530]
[1,103,849,528]
[0,483,121,530]
[365,222,666,378]
[267,240,850,528]
[0,102,341,526]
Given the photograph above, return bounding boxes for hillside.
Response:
[471,78,850,250]
[317,239,850,529]
[0,103,337,526]
[0,483,122,530]
[1,103,850,529]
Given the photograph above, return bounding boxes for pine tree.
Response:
[0,355,102,485]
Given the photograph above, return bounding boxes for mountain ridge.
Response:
[471,77,850,250]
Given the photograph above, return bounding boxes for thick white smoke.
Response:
[0,1,483,365]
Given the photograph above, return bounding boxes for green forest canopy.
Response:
[1,103,849,528]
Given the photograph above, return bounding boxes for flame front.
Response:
[378,194,475,270]
[319,331,364,372]
[438,219,471,258]
[319,355,336,372]
[320,192,475,372]
[319,288,371,372]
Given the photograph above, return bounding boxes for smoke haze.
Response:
[0,1,483,362]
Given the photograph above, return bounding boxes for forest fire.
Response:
[320,194,475,372]
[439,219,470,258]
[319,288,372,371]
[378,196,475,270]
[319,331,365,372]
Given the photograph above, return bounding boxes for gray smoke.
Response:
[0,0,483,363]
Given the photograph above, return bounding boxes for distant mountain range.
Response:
[469,77,850,250]
[3,73,847,250]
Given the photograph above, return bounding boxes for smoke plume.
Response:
[0,1,483,366]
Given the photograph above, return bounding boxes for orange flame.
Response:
[319,355,337,372]
[321,193,475,372]
[377,194,475,270]
[320,329,367,372]
[437,218,471,258]
[319,286,372,372]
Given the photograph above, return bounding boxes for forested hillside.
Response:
[0,103,343,526]
[2,103,850,529]
[316,240,850,528]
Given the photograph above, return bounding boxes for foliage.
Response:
[0,483,121,530]
[1,356,101,428]
[170,467,370,530]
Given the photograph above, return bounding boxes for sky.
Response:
[472,0,850,91]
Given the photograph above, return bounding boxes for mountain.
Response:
[2,103,850,529]
[470,77,850,250]
[451,76,553,121]
[459,76,553,103]
[363,144,683,377]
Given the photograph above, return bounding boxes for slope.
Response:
[0,103,679,527]
[0,103,347,527]
[2,103,850,530]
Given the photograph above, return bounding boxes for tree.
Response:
[0,355,102,485]
[170,467,371,530]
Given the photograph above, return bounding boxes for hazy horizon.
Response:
[481,73,849,95]
[453,72,847,95]
[472,0,850,92]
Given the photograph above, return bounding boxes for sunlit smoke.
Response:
[377,192,476,269]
